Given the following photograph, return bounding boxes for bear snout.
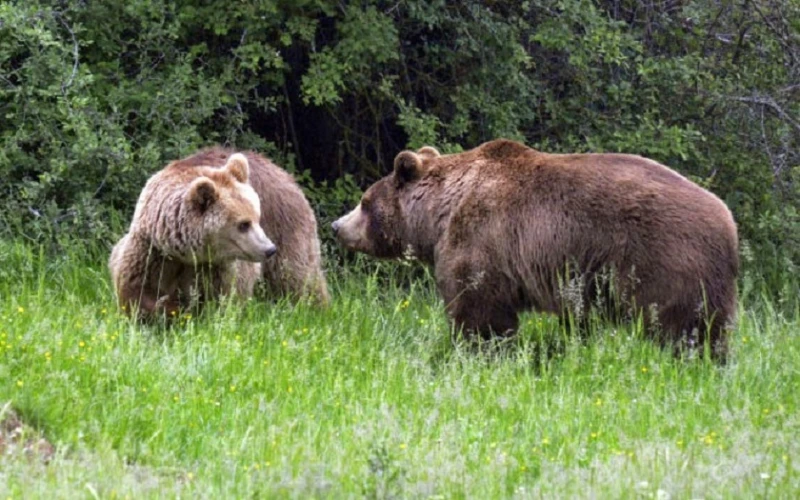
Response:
[265,244,278,259]
[331,219,341,236]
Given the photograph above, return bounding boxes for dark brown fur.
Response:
[334,139,739,361]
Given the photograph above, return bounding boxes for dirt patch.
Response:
[0,402,55,462]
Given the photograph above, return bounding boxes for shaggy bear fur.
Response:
[333,139,739,360]
[111,149,328,319]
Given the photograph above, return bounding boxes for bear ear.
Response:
[417,146,441,158]
[225,153,249,183]
[187,177,218,213]
[393,151,424,187]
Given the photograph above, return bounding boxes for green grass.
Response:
[0,239,798,498]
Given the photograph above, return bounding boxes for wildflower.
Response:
[16,380,23,387]
[287,386,293,393]
[187,472,194,480]
[282,340,288,347]
[541,438,550,445]
[399,443,407,450]
[17,306,24,314]
[79,341,85,348]
[101,308,107,315]
[230,385,236,392]
[641,366,648,373]
[594,398,603,407]
[590,432,598,439]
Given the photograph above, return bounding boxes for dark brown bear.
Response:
[333,139,738,360]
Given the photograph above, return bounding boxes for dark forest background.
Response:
[1,0,798,295]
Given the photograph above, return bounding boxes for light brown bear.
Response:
[110,148,328,319]
[333,139,739,360]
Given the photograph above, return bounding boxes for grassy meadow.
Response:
[0,239,798,498]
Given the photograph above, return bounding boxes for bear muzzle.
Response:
[244,226,278,262]
[331,208,372,254]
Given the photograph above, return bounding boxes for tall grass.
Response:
[0,239,798,498]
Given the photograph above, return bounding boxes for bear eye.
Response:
[237,221,252,233]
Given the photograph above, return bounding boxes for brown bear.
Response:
[333,139,739,361]
[110,148,329,319]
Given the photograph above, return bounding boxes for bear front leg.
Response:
[436,259,519,339]
[117,285,180,320]
[119,286,181,320]
[110,233,182,320]
[447,294,519,340]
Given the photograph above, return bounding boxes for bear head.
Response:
[180,153,277,264]
[332,146,441,259]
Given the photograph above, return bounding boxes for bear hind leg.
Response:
[657,302,730,363]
